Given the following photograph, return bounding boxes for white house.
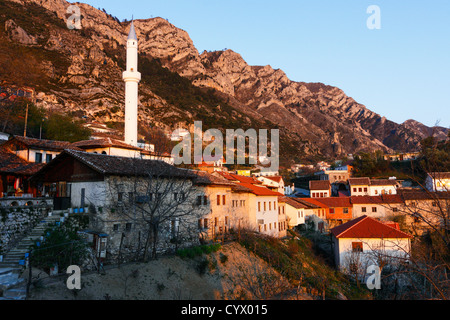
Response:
[331,215,412,277]
[425,172,450,192]
[349,178,399,197]
[279,196,308,228]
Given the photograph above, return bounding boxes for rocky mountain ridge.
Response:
[1,0,447,164]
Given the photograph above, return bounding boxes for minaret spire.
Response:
[123,19,141,146]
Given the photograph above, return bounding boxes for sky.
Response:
[81,0,450,128]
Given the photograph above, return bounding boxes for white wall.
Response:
[335,237,411,273]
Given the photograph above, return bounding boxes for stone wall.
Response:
[0,206,48,254]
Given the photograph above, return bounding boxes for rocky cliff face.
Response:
[1,0,446,164]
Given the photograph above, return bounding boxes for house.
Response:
[296,198,329,232]
[2,136,73,164]
[30,149,207,260]
[369,179,399,196]
[314,197,353,228]
[425,172,450,192]
[330,215,412,277]
[349,177,399,197]
[234,182,285,238]
[309,180,331,198]
[193,171,240,241]
[70,138,144,158]
[257,175,285,194]
[0,148,45,197]
[279,196,308,229]
[348,178,371,197]
[398,189,450,235]
[350,195,404,220]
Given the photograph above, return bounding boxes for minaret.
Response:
[123,20,141,146]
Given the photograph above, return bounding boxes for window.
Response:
[364,187,368,193]
[353,188,357,193]
[372,207,377,213]
[393,207,398,212]
[125,223,132,232]
[358,188,362,192]
[269,202,271,210]
[258,202,261,211]
[113,224,120,231]
[217,195,221,205]
[118,192,124,202]
[203,196,208,205]
[330,208,335,214]
[35,152,43,163]
[214,217,218,227]
[128,192,134,203]
[264,202,266,211]
[352,242,363,253]
[343,208,349,214]
[362,207,367,213]
[222,195,226,205]
[46,154,53,163]
[196,196,203,206]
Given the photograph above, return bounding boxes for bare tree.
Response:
[105,159,209,261]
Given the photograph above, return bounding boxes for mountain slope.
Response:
[1,0,445,165]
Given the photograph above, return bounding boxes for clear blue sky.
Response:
[81,0,449,128]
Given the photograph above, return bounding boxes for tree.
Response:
[45,111,92,142]
[105,159,208,261]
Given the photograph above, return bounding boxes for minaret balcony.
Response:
[122,70,142,82]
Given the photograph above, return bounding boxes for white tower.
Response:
[123,20,141,146]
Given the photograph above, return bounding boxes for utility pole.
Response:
[23,103,28,137]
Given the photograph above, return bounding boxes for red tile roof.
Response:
[331,215,413,239]
[237,182,283,197]
[298,198,329,208]
[314,197,352,208]
[265,176,283,183]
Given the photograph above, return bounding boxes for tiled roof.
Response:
[31,149,195,180]
[370,179,399,186]
[265,176,283,183]
[215,172,262,184]
[398,190,450,200]
[0,149,45,175]
[309,180,331,190]
[6,136,72,151]
[237,182,283,197]
[348,177,371,186]
[331,215,413,239]
[298,198,329,208]
[350,194,404,205]
[192,170,236,187]
[279,196,309,209]
[314,197,352,208]
[70,138,143,151]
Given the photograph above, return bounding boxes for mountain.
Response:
[1,0,446,165]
